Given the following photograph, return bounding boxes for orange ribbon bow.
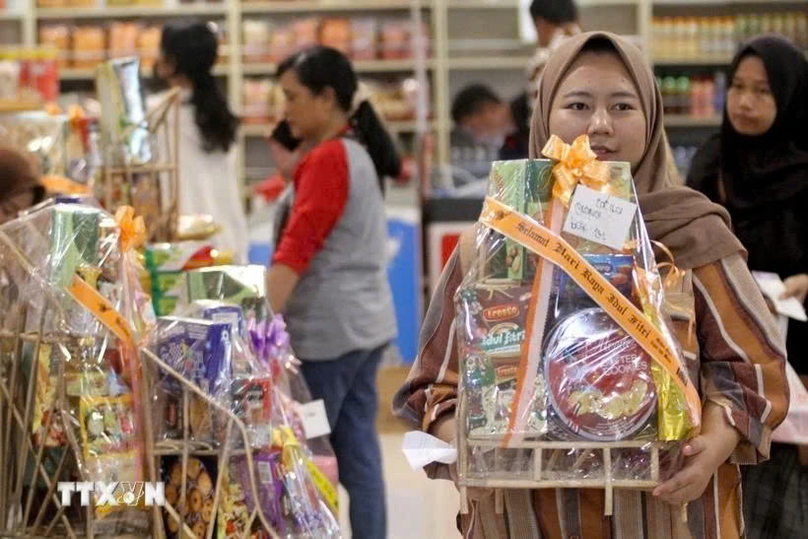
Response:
[114,206,146,252]
[541,134,611,206]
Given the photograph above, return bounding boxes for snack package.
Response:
[182,265,270,325]
[243,19,272,63]
[154,316,233,444]
[0,202,153,535]
[72,25,106,69]
[109,22,141,60]
[242,78,274,123]
[456,135,699,485]
[95,56,152,166]
[137,26,162,70]
[320,19,351,55]
[162,457,216,538]
[217,458,271,539]
[351,18,378,61]
[144,242,217,315]
[39,25,70,69]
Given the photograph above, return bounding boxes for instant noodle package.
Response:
[455,136,700,509]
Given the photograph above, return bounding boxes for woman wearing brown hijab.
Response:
[0,146,45,224]
[395,32,788,538]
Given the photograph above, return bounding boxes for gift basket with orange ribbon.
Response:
[455,135,700,515]
[0,200,340,538]
[0,200,158,537]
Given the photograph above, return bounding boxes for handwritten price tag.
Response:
[562,185,637,250]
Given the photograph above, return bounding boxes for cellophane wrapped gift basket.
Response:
[455,135,702,515]
[0,200,340,538]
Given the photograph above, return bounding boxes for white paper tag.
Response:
[752,271,808,322]
[401,431,457,470]
[562,185,638,250]
[296,400,331,440]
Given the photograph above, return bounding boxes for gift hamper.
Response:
[455,135,702,515]
[0,200,157,537]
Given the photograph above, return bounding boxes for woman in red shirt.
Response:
[267,46,400,539]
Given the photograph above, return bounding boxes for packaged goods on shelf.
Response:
[137,26,162,70]
[109,22,141,60]
[0,48,59,105]
[39,25,70,69]
[652,12,808,61]
[351,18,378,61]
[242,15,425,64]
[73,26,106,70]
[456,136,699,500]
[320,18,352,55]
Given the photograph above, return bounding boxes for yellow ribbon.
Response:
[541,134,610,206]
[114,206,146,253]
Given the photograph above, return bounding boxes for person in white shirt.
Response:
[155,21,249,261]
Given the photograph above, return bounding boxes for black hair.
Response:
[529,0,579,25]
[277,46,401,189]
[160,21,238,152]
[451,84,502,124]
[580,36,619,55]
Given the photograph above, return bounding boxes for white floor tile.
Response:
[337,433,461,539]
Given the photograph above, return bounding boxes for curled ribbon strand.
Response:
[541,134,611,206]
[114,206,146,252]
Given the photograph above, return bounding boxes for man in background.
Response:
[525,0,582,106]
[451,84,531,160]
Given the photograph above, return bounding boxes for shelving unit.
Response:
[2,0,805,195]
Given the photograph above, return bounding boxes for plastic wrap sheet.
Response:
[456,138,696,486]
[0,201,154,536]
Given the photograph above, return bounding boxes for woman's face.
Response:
[279,70,332,140]
[727,55,777,136]
[549,51,647,170]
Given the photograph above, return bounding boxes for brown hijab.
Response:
[529,31,745,269]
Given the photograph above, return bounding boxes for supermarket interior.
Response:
[0,0,807,538]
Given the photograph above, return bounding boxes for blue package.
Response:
[156,316,232,395]
[554,254,635,318]
[190,300,245,338]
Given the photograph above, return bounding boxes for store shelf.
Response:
[0,11,24,22]
[36,4,228,20]
[653,1,802,6]
[653,56,733,66]
[243,58,433,75]
[664,115,721,127]
[446,0,638,6]
[448,56,533,70]
[241,0,422,14]
[241,119,434,138]
[59,64,229,80]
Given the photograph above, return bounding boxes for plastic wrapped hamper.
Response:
[455,135,702,514]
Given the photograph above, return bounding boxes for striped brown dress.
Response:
[394,244,789,539]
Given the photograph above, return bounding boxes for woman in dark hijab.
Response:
[686,35,808,538]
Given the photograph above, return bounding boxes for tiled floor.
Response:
[337,433,462,539]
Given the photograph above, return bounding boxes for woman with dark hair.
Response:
[156,21,248,261]
[266,46,399,539]
[686,35,808,538]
